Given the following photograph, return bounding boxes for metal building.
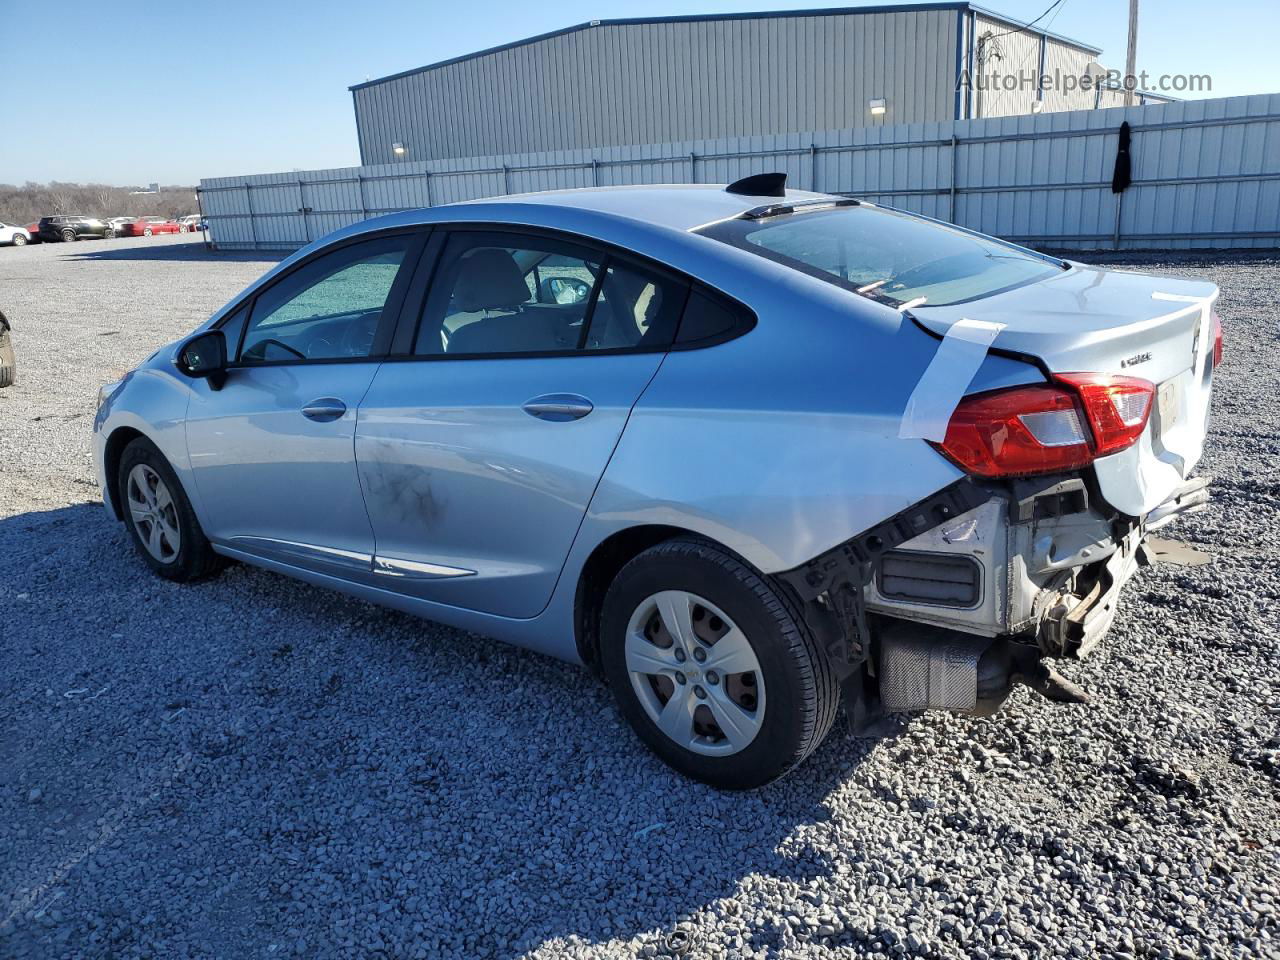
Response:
[350,3,1147,167]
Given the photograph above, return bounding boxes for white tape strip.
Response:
[899,318,1005,442]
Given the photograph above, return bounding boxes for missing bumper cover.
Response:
[776,479,993,689]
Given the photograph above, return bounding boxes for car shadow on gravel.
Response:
[1,501,887,957]
[60,243,286,264]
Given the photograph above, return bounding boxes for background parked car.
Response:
[106,216,139,238]
[0,222,32,246]
[118,216,181,237]
[38,216,110,242]
[178,214,204,232]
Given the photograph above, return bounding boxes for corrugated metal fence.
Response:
[199,92,1280,252]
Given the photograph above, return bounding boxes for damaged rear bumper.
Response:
[776,474,1209,723]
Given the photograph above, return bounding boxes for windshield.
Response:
[698,205,1063,308]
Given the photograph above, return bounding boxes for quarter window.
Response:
[239,234,412,363]
[676,289,748,344]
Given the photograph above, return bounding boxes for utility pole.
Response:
[1123,0,1139,107]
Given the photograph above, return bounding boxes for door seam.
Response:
[529,350,673,619]
[351,361,387,569]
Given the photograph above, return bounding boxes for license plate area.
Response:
[1156,379,1180,435]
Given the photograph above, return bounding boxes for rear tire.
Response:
[117,437,222,582]
[61,229,76,242]
[12,234,26,246]
[0,329,15,387]
[600,537,838,789]
[143,227,153,237]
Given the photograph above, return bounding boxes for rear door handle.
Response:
[522,393,594,422]
[301,398,347,422]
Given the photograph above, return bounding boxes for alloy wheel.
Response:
[126,463,181,562]
[625,590,766,756]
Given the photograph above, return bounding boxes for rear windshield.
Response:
[698,204,1063,308]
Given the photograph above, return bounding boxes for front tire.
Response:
[0,329,15,387]
[143,227,153,237]
[600,537,838,789]
[12,234,26,246]
[117,438,222,581]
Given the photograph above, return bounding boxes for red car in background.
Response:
[118,216,181,237]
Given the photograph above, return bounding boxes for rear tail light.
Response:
[1054,373,1153,456]
[1211,311,1224,367]
[935,373,1154,478]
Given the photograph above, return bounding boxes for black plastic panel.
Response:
[877,550,981,607]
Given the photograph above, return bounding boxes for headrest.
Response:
[453,248,530,312]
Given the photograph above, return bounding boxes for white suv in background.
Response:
[0,222,31,246]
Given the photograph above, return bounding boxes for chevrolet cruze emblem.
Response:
[1120,351,1152,368]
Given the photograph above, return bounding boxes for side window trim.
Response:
[378,221,758,362]
[574,253,611,351]
[388,229,446,356]
[214,227,428,368]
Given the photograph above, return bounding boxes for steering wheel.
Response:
[254,338,306,360]
[306,338,336,359]
[339,312,380,357]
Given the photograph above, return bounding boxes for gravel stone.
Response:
[2,236,1279,958]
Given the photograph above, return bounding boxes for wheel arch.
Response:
[103,426,148,520]
[573,523,756,671]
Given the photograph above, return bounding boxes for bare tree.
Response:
[50,185,76,215]
[91,184,121,216]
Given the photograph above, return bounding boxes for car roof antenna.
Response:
[725,172,787,198]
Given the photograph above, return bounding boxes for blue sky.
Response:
[2,0,1275,186]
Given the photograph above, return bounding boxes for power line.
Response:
[1009,0,1073,79]
[979,0,1069,45]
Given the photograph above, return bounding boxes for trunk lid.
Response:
[912,263,1219,518]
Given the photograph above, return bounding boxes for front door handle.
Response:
[522,393,593,422]
[301,397,347,422]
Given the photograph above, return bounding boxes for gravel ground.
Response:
[1,234,1278,959]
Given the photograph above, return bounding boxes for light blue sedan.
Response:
[95,175,1219,787]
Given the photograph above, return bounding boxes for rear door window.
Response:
[583,261,686,351]
[413,231,690,356]
[413,232,602,356]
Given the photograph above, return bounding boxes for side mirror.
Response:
[176,329,227,389]
[540,275,591,305]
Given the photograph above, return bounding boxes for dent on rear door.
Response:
[353,352,667,619]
